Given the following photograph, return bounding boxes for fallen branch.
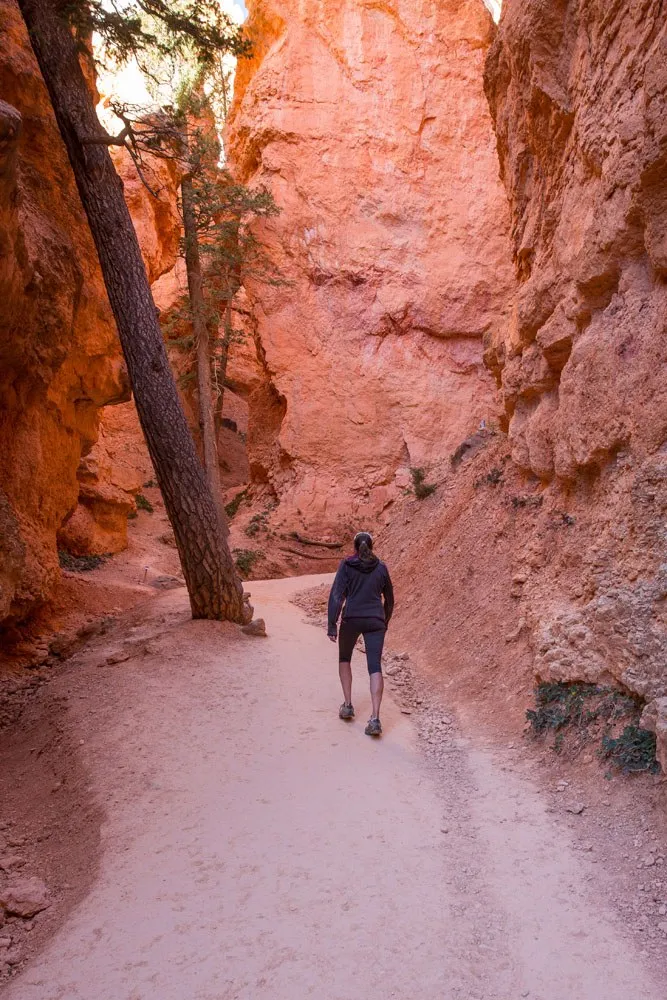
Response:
[287,532,343,549]
[279,546,339,561]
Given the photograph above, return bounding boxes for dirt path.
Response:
[4,574,664,1000]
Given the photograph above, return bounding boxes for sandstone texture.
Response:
[641,697,667,774]
[0,1,127,626]
[227,0,515,533]
[481,0,667,714]
[112,147,181,287]
[378,1,666,764]
[484,0,667,482]
[58,401,154,557]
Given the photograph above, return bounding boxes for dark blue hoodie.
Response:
[327,555,394,636]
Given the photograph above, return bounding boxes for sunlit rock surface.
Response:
[227,0,515,533]
[0,1,127,623]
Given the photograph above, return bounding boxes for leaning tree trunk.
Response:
[18,0,250,623]
[181,174,228,535]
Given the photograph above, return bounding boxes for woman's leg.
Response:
[370,671,384,720]
[338,621,359,707]
[339,661,353,705]
[364,628,386,720]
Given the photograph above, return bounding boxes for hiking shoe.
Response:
[365,717,382,737]
[339,703,355,720]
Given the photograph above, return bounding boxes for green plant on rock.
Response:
[474,466,503,488]
[245,512,268,538]
[233,548,261,576]
[410,467,436,500]
[525,681,659,770]
[601,726,660,774]
[225,488,247,519]
[135,493,154,513]
[526,682,640,737]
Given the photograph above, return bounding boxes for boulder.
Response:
[241,618,267,638]
[0,877,50,918]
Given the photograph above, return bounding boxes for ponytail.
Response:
[354,531,374,563]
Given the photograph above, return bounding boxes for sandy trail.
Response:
[5,574,663,1000]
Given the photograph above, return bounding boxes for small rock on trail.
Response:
[0,878,50,919]
[241,618,267,637]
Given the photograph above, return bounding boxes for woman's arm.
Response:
[327,562,348,637]
[383,569,395,627]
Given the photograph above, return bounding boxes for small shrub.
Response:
[526,682,653,765]
[528,683,598,735]
[511,495,543,510]
[135,493,154,513]
[475,466,503,488]
[245,513,268,538]
[527,682,639,735]
[601,726,660,774]
[410,467,436,500]
[58,550,110,572]
[234,548,261,576]
[225,489,247,519]
[143,479,156,488]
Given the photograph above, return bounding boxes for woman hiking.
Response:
[327,532,394,737]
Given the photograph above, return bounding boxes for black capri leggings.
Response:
[338,617,386,675]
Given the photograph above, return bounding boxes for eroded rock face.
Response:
[355,1,667,732]
[479,1,667,701]
[113,148,181,286]
[0,1,127,624]
[58,401,155,557]
[484,0,667,482]
[227,0,515,532]
[58,151,183,557]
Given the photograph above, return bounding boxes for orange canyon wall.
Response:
[229,0,666,755]
[379,0,666,762]
[0,2,183,621]
[484,0,667,751]
[227,0,515,535]
[0,1,128,625]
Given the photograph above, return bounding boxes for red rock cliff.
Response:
[484,0,667,483]
[227,0,515,534]
[376,0,666,762]
[483,1,666,696]
[0,1,128,625]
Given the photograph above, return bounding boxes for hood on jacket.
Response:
[345,554,379,574]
